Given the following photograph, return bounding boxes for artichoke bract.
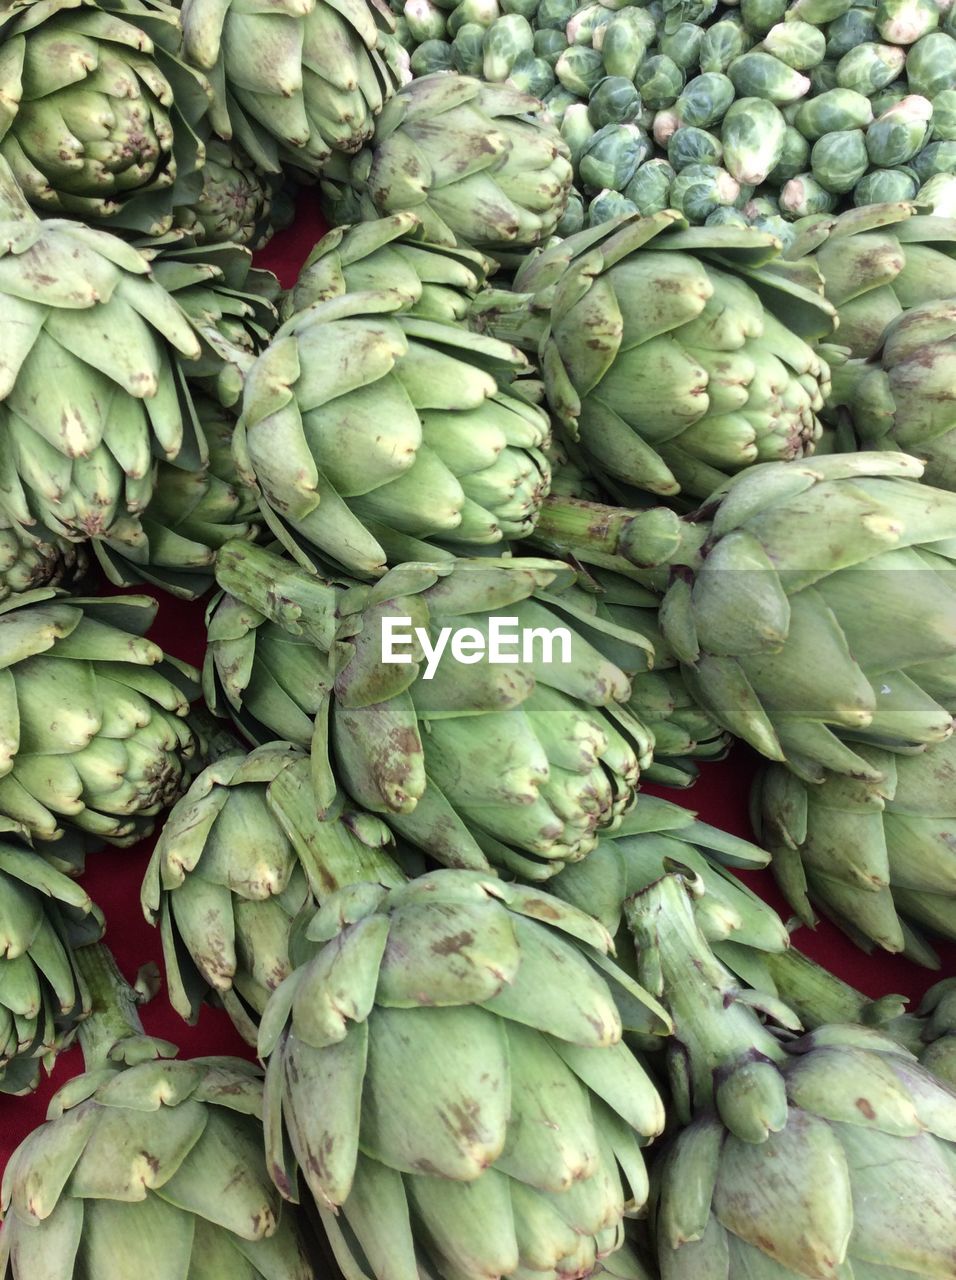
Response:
[0,946,317,1280]
[629,873,956,1280]
[0,833,103,1095]
[0,590,198,844]
[755,737,956,966]
[644,452,956,783]
[259,870,670,1280]
[205,542,655,878]
[0,0,211,236]
[94,396,261,600]
[320,72,573,249]
[142,741,405,1041]
[235,279,551,578]
[0,163,205,546]
[180,0,407,175]
[488,210,836,500]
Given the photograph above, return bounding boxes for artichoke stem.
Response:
[533,494,699,570]
[763,947,911,1036]
[625,873,786,1104]
[74,943,177,1072]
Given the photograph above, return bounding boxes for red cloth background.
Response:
[1,196,953,1170]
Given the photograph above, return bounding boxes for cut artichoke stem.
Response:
[72,942,177,1073]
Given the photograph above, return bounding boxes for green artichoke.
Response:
[175,138,282,248]
[0,162,205,546]
[235,262,551,578]
[285,210,494,325]
[94,396,260,599]
[0,945,317,1279]
[205,541,655,878]
[180,0,407,175]
[645,452,956,782]
[755,737,956,965]
[143,240,280,408]
[142,741,405,1041]
[0,590,198,844]
[631,872,956,1280]
[259,870,670,1280]
[320,72,573,250]
[0,0,211,236]
[0,833,103,1095]
[0,528,87,602]
[490,210,835,499]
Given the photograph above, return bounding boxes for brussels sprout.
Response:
[588,77,642,128]
[623,156,675,213]
[501,0,537,16]
[555,186,586,235]
[543,85,578,122]
[835,42,908,94]
[809,61,841,95]
[794,88,874,139]
[870,82,910,115]
[534,29,567,65]
[759,21,827,71]
[722,97,788,184]
[700,20,752,73]
[561,102,598,165]
[636,55,685,109]
[853,167,920,203]
[481,13,533,79]
[788,0,855,19]
[916,172,956,215]
[876,0,940,45]
[451,23,485,73]
[670,163,740,222]
[810,128,870,192]
[410,38,455,74]
[565,2,612,46]
[740,0,788,36]
[906,32,956,97]
[586,187,639,226]
[668,126,724,170]
[767,124,812,184]
[599,9,657,80]
[933,89,956,141]
[660,23,705,70]
[912,139,956,181]
[826,8,880,58]
[779,172,839,216]
[509,50,556,97]
[404,0,447,42]
[555,44,605,95]
[865,95,933,166]
[706,207,751,227]
[674,73,736,129]
[728,51,813,103]
[579,122,651,190]
[393,14,414,48]
[447,0,499,34]
[535,0,576,29]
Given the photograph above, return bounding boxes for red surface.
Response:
[1,200,954,1172]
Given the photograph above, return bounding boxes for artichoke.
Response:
[755,737,956,966]
[0,162,205,546]
[488,210,835,500]
[180,0,407,175]
[0,945,317,1279]
[175,138,282,248]
[0,832,103,1095]
[0,528,87,602]
[0,0,211,236]
[142,741,405,1041]
[205,541,655,877]
[143,240,280,408]
[94,396,260,599]
[0,590,198,844]
[630,872,956,1280]
[235,261,551,578]
[259,870,670,1280]
[320,72,573,250]
[642,452,956,782]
